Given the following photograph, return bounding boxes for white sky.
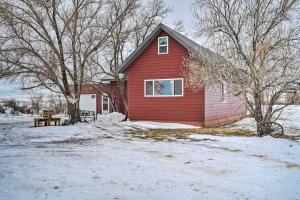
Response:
[0,0,194,96]
[0,80,21,96]
[162,0,194,31]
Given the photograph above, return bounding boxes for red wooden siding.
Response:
[204,85,247,122]
[125,31,205,121]
[103,82,127,114]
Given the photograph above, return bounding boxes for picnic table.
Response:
[34,110,61,127]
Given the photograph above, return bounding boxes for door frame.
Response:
[101,94,110,114]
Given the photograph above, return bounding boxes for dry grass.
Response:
[132,128,256,141]
[132,127,298,141]
[285,162,300,169]
[277,134,300,140]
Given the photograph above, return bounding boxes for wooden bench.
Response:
[34,110,61,127]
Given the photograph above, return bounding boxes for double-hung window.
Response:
[221,81,228,102]
[145,78,183,97]
[158,36,168,54]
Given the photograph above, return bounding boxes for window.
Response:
[102,95,109,110]
[154,80,173,95]
[102,95,109,114]
[145,78,183,97]
[158,36,168,54]
[174,79,183,95]
[221,81,228,102]
[145,81,153,96]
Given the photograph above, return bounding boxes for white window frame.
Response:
[144,78,184,97]
[221,81,228,103]
[158,36,168,54]
[102,94,110,114]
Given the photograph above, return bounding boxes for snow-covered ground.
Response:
[226,105,300,136]
[0,113,34,124]
[0,110,300,200]
[0,113,68,125]
[96,112,197,130]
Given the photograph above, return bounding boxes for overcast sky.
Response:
[0,0,194,96]
[163,0,194,30]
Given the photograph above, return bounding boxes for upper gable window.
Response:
[158,36,168,54]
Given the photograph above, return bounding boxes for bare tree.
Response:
[88,0,170,119]
[6,98,17,110]
[184,0,300,135]
[49,94,66,114]
[132,0,171,48]
[30,93,44,115]
[0,0,138,123]
[173,19,185,33]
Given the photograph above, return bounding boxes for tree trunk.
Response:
[253,90,282,136]
[111,99,118,112]
[122,111,128,122]
[68,101,81,124]
[117,76,129,121]
[253,91,266,136]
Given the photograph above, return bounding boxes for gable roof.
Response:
[118,23,217,73]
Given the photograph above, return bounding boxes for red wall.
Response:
[125,31,205,121]
[104,82,127,114]
[204,85,247,122]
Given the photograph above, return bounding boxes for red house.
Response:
[116,23,246,127]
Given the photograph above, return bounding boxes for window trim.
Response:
[158,36,168,54]
[221,81,228,103]
[144,78,184,97]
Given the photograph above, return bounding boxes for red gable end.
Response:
[125,31,205,122]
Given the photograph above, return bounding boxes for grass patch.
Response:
[132,128,255,141]
[277,134,300,140]
[132,127,298,141]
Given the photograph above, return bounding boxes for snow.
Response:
[225,105,300,136]
[121,121,198,129]
[0,114,68,125]
[0,109,300,199]
[96,112,126,123]
[95,112,198,130]
[9,123,102,144]
[0,114,34,124]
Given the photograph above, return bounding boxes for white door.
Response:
[80,94,97,113]
[102,95,110,115]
